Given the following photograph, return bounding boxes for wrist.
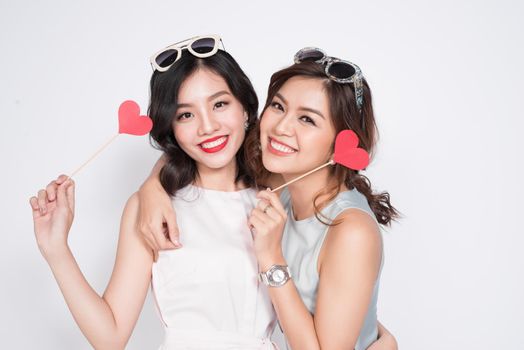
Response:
[42,243,71,265]
[258,264,292,288]
[257,251,286,272]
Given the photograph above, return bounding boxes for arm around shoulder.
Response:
[137,155,180,252]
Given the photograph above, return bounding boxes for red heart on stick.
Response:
[118,100,153,136]
[333,130,370,170]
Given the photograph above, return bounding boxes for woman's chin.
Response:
[262,156,294,175]
[199,159,234,170]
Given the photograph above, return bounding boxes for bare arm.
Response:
[137,155,180,255]
[30,179,154,349]
[314,209,382,348]
[137,157,283,254]
[250,191,382,349]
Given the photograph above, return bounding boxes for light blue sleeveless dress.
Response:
[280,187,383,350]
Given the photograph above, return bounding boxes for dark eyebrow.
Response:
[177,90,231,109]
[275,92,288,105]
[177,102,192,108]
[275,92,325,119]
[208,90,230,101]
[299,107,325,119]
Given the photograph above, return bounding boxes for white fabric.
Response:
[151,185,277,349]
[159,329,277,350]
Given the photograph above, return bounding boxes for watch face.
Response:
[272,269,286,283]
[261,265,290,287]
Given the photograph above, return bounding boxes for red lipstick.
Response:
[200,135,229,153]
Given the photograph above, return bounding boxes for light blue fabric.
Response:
[280,188,383,350]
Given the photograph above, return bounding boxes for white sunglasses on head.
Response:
[150,35,224,72]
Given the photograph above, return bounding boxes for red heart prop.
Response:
[118,100,153,136]
[333,130,370,170]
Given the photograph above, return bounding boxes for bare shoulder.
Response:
[118,193,142,240]
[113,192,153,259]
[320,209,382,268]
[123,192,140,214]
[329,209,380,242]
[122,192,139,220]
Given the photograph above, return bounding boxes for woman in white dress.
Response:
[29,36,278,349]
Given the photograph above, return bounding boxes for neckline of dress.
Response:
[187,184,253,195]
[288,189,357,225]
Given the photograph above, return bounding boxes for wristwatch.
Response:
[258,264,292,287]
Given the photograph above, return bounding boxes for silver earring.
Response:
[244,112,249,130]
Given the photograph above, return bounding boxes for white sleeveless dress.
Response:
[151,185,277,349]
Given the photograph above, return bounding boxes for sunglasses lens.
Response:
[156,49,180,68]
[191,37,216,54]
[296,49,324,62]
[327,62,356,80]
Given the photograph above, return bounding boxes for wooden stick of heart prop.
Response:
[68,134,120,178]
[270,130,370,193]
[67,100,152,179]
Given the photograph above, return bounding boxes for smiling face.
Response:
[173,68,246,173]
[259,76,337,177]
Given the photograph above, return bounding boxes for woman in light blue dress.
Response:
[243,51,399,349]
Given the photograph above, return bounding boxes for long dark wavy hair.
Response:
[245,62,399,226]
[148,50,259,196]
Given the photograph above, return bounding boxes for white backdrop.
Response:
[1,0,523,349]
